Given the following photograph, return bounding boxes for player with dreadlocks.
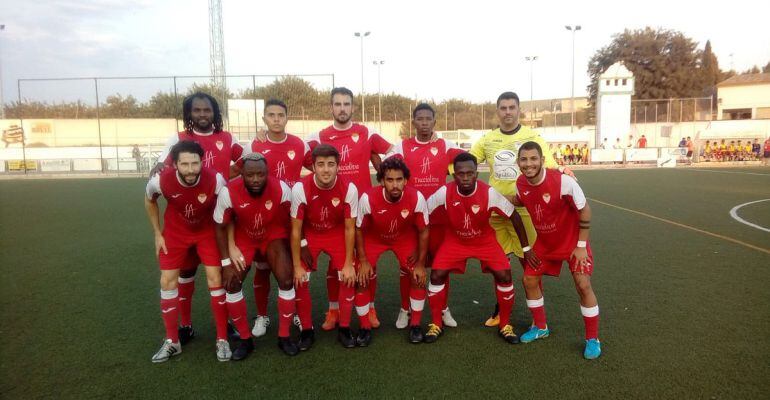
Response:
[150,92,245,346]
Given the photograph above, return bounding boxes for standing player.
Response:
[290,144,368,349]
[213,153,299,358]
[305,87,393,330]
[238,99,313,338]
[511,141,602,359]
[470,91,571,327]
[144,141,231,362]
[385,103,464,329]
[356,157,430,343]
[150,92,244,344]
[424,153,530,344]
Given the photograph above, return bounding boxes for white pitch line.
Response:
[729,199,770,233]
[686,169,770,177]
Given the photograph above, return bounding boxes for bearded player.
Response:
[144,141,231,362]
[305,87,393,330]
[385,103,464,329]
[356,157,430,343]
[512,141,601,359]
[151,92,244,344]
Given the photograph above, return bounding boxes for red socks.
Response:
[409,286,426,326]
[326,268,339,310]
[253,267,271,316]
[225,291,251,339]
[208,286,228,340]
[526,297,547,329]
[277,288,296,338]
[177,276,195,326]
[495,283,515,327]
[355,290,372,329]
[581,305,600,339]
[399,269,410,311]
[428,282,447,327]
[160,289,180,342]
[337,279,355,329]
[295,280,313,330]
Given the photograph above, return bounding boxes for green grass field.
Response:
[1,167,769,399]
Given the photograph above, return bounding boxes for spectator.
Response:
[637,135,647,148]
[132,144,142,172]
[685,137,693,164]
[764,137,770,166]
[678,138,687,148]
[627,135,634,148]
[752,139,761,161]
[599,138,608,149]
[613,138,623,149]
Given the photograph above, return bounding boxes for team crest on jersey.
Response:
[401,209,409,219]
[430,147,438,156]
[331,197,340,207]
[351,133,359,143]
[471,204,481,214]
[542,193,551,203]
[265,200,273,210]
[215,141,224,151]
[198,193,207,203]
[287,150,296,160]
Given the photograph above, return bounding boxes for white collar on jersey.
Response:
[266,132,288,144]
[192,129,215,136]
[313,175,338,190]
[527,169,547,186]
[175,171,201,187]
[456,182,478,197]
[414,135,435,145]
[381,187,403,204]
[332,121,354,131]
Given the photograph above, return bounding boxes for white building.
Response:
[717,73,770,120]
[596,62,634,146]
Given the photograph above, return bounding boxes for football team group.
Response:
[143,87,602,363]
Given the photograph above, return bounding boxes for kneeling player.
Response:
[214,153,299,358]
[424,153,529,344]
[356,157,430,343]
[512,141,601,359]
[290,144,369,349]
[144,141,230,362]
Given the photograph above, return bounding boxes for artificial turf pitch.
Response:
[1,168,769,399]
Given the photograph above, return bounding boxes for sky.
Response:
[1,0,769,106]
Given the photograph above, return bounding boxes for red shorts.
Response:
[363,237,417,271]
[159,230,221,270]
[234,236,287,266]
[431,237,510,274]
[524,245,594,277]
[304,232,348,272]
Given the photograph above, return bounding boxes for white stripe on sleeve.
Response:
[488,187,514,217]
[356,193,371,228]
[560,175,587,210]
[290,182,307,218]
[213,186,232,224]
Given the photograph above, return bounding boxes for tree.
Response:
[587,27,705,107]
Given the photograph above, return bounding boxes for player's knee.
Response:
[160,276,178,291]
[276,275,293,291]
[522,275,540,289]
[495,274,512,285]
[179,268,196,279]
[429,270,447,285]
[575,276,593,295]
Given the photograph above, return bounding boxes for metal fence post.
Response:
[94,78,105,172]
[17,79,26,174]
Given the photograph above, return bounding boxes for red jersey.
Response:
[307,123,392,191]
[213,176,292,243]
[290,174,358,236]
[427,180,513,241]
[515,169,587,259]
[146,167,226,234]
[160,130,244,177]
[356,185,428,244]
[241,134,312,187]
[388,137,464,197]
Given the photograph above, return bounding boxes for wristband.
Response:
[300,239,308,247]
[221,258,232,266]
[522,246,532,252]
[576,241,587,248]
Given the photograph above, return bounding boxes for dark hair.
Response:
[241,152,268,168]
[376,156,411,181]
[171,140,204,162]
[182,92,224,133]
[453,152,478,168]
[519,141,543,157]
[311,143,340,162]
[264,98,288,113]
[496,91,520,107]
[412,103,435,119]
[330,87,354,103]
